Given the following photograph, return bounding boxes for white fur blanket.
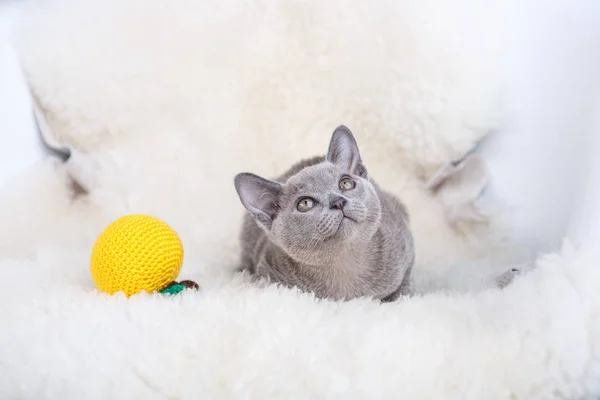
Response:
[2,0,600,398]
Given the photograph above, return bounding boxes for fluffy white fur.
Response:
[2,0,600,398]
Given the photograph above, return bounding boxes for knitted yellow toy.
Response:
[90,214,197,296]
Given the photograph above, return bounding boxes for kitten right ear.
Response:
[234,173,283,229]
[327,125,367,178]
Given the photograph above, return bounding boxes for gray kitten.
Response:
[234,125,414,302]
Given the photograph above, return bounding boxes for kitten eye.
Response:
[297,197,315,212]
[339,177,356,191]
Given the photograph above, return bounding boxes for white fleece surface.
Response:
[2,0,600,398]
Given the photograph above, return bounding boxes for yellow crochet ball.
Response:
[90,214,184,296]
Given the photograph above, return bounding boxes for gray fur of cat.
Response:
[234,125,414,302]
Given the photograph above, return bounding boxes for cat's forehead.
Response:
[284,163,339,194]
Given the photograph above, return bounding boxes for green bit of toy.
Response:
[159,280,199,296]
[160,283,185,295]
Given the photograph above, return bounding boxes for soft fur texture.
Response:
[2,0,600,398]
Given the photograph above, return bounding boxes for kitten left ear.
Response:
[234,172,283,229]
[326,125,367,178]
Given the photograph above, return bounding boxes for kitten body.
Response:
[235,126,415,302]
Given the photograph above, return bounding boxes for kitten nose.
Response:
[329,195,347,210]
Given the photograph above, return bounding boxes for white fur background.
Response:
[1,0,600,398]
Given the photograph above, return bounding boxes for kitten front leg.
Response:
[380,286,402,303]
[237,254,256,274]
[381,266,414,303]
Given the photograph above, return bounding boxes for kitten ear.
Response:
[326,125,367,178]
[234,173,283,229]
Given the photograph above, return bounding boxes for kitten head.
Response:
[235,125,382,265]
